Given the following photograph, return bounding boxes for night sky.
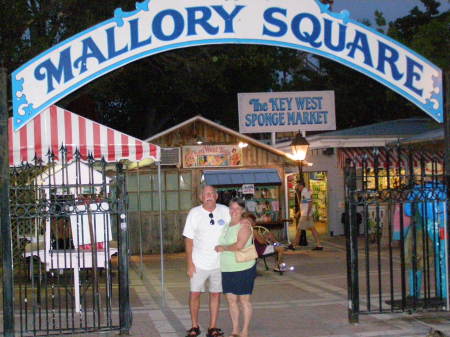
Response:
[334,0,449,23]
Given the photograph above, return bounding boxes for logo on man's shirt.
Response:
[218,219,225,226]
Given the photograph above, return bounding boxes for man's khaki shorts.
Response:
[190,268,222,293]
[298,216,314,230]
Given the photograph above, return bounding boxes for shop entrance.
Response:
[206,168,285,239]
[217,185,281,224]
[286,171,329,241]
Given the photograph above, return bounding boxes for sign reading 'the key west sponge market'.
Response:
[12,0,443,130]
[238,91,336,133]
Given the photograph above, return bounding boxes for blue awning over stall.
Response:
[203,169,281,186]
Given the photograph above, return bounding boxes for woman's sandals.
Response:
[185,326,201,337]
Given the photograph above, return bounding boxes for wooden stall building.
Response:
[127,116,293,253]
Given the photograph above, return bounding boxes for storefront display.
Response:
[287,171,328,230]
[287,174,298,220]
[217,185,280,222]
[362,168,406,190]
[309,172,328,223]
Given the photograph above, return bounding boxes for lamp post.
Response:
[290,132,310,184]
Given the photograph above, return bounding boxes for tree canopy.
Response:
[1,0,447,139]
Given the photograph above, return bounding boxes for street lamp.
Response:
[290,132,309,184]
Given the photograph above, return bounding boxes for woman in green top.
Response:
[215,198,256,337]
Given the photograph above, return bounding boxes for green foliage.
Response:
[374,10,387,33]
[387,0,447,63]
[390,10,449,70]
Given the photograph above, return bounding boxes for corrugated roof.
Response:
[392,128,444,145]
[308,118,440,139]
[203,169,281,186]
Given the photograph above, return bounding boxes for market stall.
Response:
[9,105,160,165]
[9,105,161,313]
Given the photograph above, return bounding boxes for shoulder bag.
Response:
[235,226,258,262]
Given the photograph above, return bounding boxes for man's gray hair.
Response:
[198,184,217,196]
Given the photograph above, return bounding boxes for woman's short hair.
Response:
[229,197,245,209]
[241,212,257,224]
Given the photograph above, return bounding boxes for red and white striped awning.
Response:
[337,147,443,169]
[9,105,160,166]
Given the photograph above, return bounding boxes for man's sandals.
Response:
[186,327,224,337]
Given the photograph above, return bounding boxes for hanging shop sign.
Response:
[238,90,336,133]
[242,184,255,195]
[12,0,443,130]
[183,145,242,168]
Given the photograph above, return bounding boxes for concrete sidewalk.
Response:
[85,237,450,337]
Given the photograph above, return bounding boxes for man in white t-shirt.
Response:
[183,185,230,337]
[290,181,323,250]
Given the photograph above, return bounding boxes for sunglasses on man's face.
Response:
[209,213,215,225]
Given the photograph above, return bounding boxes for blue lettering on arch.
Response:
[262,7,287,37]
[34,47,74,94]
[129,18,152,50]
[152,9,184,41]
[211,5,245,33]
[376,41,403,80]
[347,31,373,67]
[106,26,129,59]
[324,18,346,52]
[74,37,107,74]
[186,7,219,36]
[14,0,444,130]
[404,56,423,96]
[291,13,322,48]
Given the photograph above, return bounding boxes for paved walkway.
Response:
[84,237,450,337]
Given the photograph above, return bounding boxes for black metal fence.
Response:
[345,146,448,322]
[4,148,131,336]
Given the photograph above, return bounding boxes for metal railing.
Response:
[345,146,448,322]
[3,148,131,336]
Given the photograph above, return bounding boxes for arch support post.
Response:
[0,65,15,336]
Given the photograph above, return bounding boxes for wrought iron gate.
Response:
[4,148,131,336]
[345,146,448,322]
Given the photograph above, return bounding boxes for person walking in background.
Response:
[183,185,230,337]
[215,198,256,337]
[290,181,323,250]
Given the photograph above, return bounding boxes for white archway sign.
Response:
[12,0,443,130]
